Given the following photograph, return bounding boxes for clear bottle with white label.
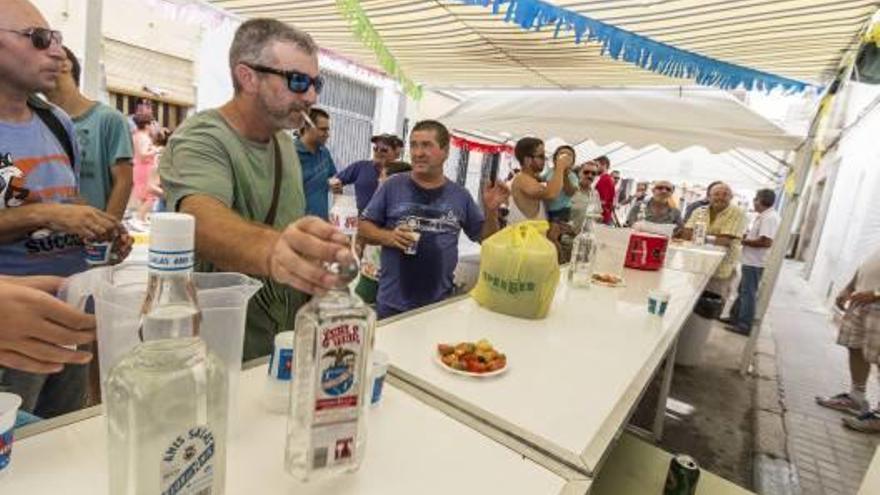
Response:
[105,213,228,495]
[569,213,598,288]
[285,258,375,481]
[693,208,709,246]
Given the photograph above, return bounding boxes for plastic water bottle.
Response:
[693,208,708,246]
[285,258,376,481]
[569,214,598,288]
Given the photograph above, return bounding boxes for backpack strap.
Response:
[27,95,76,168]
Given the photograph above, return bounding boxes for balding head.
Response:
[0,0,64,98]
[709,182,733,211]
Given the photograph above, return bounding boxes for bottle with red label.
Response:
[285,256,375,481]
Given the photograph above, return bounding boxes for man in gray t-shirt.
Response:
[625,180,683,234]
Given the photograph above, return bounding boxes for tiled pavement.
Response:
[769,261,880,494]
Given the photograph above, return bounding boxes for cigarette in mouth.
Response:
[301,110,316,129]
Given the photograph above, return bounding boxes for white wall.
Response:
[807,82,880,302]
[33,0,201,61]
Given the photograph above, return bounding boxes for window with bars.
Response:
[316,71,377,170]
[109,91,191,130]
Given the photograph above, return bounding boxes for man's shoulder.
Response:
[173,109,227,137]
[346,159,371,169]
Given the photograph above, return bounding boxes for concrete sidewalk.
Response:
[769,261,880,494]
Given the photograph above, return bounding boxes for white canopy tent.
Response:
[438,88,803,153]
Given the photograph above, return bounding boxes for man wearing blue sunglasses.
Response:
[160,19,355,361]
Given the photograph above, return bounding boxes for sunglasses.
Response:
[373,145,392,154]
[654,186,673,192]
[581,171,597,177]
[0,27,63,50]
[243,63,324,94]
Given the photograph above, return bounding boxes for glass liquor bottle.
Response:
[569,213,598,288]
[105,213,228,495]
[285,257,376,481]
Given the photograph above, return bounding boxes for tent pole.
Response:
[739,141,813,375]
[81,0,104,100]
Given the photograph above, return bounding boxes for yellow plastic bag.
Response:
[470,220,560,319]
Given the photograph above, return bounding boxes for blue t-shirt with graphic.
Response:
[0,104,86,276]
[361,174,484,314]
[295,138,337,219]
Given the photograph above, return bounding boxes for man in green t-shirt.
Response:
[46,46,133,220]
[160,19,353,361]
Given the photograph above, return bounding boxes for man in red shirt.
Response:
[593,155,616,225]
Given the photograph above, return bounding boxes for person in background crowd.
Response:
[159,18,355,361]
[131,113,160,228]
[684,180,723,223]
[721,188,780,336]
[0,276,96,373]
[358,120,508,319]
[816,245,880,433]
[355,160,412,305]
[625,180,683,233]
[295,107,336,219]
[620,181,648,207]
[508,137,570,225]
[332,133,403,213]
[46,46,133,220]
[0,0,131,417]
[680,182,746,298]
[570,161,600,229]
[541,145,579,223]
[594,155,616,225]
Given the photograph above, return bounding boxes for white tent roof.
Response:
[559,140,783,191]
[438,88,804,153]
[207,0,875,89]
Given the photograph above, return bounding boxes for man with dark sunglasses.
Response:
[570,161,600,230]
[0,0,132,418]
[332,133,403,213]
[624,180,683,233]
[160,19,355,361]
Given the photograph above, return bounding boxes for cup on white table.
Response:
[648,290,670,317]
[370,350,389,406]
[264,331,294,414]
[0,392,22,478]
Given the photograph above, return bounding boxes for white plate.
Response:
[433,352,509,378]
[591,277,626,288]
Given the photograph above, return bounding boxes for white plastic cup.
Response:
[0,392,23,478]
[84,240,114,266]
[370,351,389,406]
[264,331,294,414]
[648,290,671,316]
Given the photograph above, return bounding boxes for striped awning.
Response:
[206,0,878,90]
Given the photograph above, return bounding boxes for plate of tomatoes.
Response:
[436,339,508,377]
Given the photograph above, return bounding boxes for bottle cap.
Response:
[149,213,195,253]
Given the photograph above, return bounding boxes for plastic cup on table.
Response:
[264,331,294,414]
[370,351,389,406]
[0,392,23,479]
[648,290,671,316]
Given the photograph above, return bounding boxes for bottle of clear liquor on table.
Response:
[693,208,709,246]
[285,258,376,481]
[569,212,598,288]
[105,213,228,495]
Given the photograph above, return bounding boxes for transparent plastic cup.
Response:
[59,263,261,431]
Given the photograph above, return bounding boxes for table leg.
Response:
[652,337,679,442]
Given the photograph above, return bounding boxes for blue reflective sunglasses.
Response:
[244,63,324,94]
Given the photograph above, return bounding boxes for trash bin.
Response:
[676,291,723,366]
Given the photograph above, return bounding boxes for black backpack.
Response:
[26,95,76,167]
